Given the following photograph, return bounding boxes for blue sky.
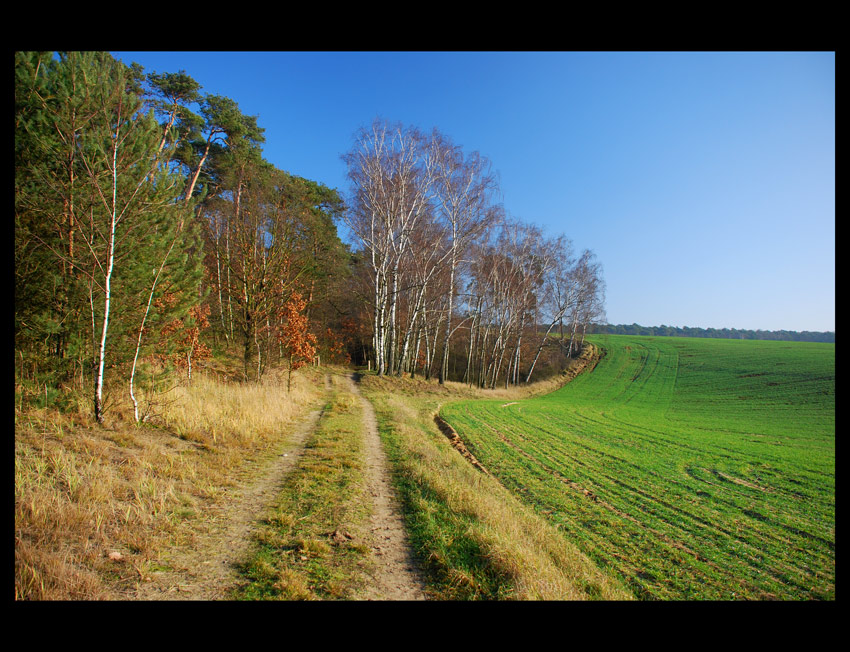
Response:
[112,51,835,332]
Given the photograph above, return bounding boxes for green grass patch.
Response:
[362,373,632,600]
[232,381,373,600]
[440,335,835,600]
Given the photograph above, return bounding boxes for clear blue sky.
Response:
[112,51,835,332]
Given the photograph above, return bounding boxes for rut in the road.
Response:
[349,373,428,601]
[134,373,426,600]
[133,381,329,600]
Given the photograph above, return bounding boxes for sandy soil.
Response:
[131,400,326,600]
[349,373,428,601]
[131,372,426,601]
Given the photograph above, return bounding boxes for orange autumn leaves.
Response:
[156,289,349,386]
[155,295,212,379]
[279,291,317,373]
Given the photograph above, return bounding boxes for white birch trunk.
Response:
[439,249,457,384]
[94,129,119,424]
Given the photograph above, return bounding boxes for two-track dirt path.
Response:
[132,372,426,600]
[348,373,427,601]
[132,385,328,600]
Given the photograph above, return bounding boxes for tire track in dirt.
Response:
[132,377,330,600]
[348,373,428,601]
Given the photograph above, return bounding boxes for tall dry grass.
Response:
[14,365,327,600]
[161,367,323,473]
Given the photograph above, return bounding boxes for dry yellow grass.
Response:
[370,391,632,600]
[360,348,633,600]
[14,365,327,600]
[16,348,619,601]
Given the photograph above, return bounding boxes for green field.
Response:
[440,335,835,600]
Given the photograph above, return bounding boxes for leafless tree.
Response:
[342,119,435,375]
[525,235,575,382]
[343,120,603,387]
[428,131,500,384]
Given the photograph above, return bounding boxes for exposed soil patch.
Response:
[130,395,328,600]
[435,344,599,481]
[433,413,496,479]
[348,373,427,601]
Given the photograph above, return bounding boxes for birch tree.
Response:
[566,250,603,357]
[342,119,435,376]
[525,235,575,382]
[429,131,500,384]
[69,54,193,422]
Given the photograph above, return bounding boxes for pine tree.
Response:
[15,52,204,422]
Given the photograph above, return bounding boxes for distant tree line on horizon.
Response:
[588,323,834,343]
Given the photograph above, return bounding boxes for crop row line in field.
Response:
[473,422,741,566]
[568,408,780,468]
[506,437,820,598]
[456,408,830,598]
[527,422,833,561]
[493,406,834,547]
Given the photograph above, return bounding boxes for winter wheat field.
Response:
[439,335,835,600]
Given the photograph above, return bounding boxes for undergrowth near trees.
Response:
[14,364,325,600]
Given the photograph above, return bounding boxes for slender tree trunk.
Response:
[226,228,234,341]
[255,323,262,381]
[463,299,480,385]
[128,285,154,423]
[156,109,178,158]
[492,333,508,389]
[58,158,76,362]
[94,134,119,424]
[306,278,315,318]
[397,280,427,377]
[559,317,566,355]
[568,315,579,357]
[373,277,381,374]
[411,321,423,379]
[526,317,561,383]
[388,264,400,375]
[478,323,490,388]
[422,321,431,380]
[439,249,457,385]
[377,274,389,376]
[214,223,228,342]
[185,140,212,203]
[129,225,180,421]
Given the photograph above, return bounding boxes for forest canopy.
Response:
[15,51,605,423]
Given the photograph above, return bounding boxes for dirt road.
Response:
[132,400,326,600]
[133,372,426,600]
[349,373,427,600]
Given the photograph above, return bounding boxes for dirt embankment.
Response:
[434,344,600,477]
[433,414,494,478]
